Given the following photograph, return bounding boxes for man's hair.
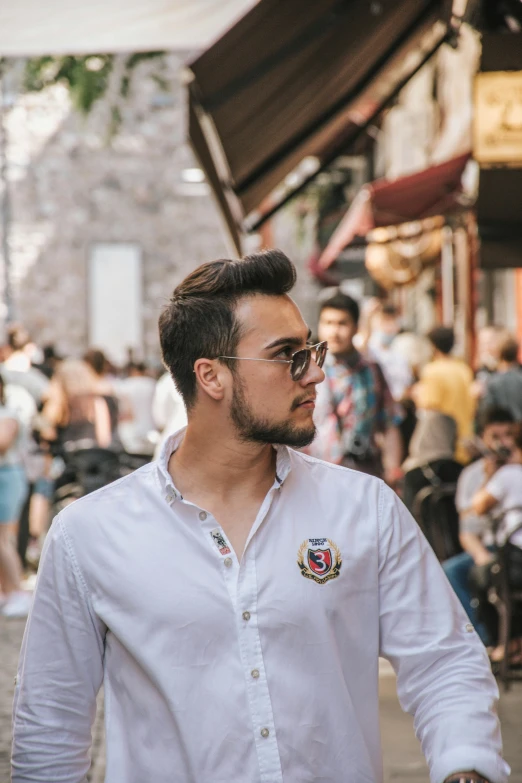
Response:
[478,406,514,434]
[319,291,359,325]
[498,335,519,364]
[158,249,296,409]
[427,326,454,355]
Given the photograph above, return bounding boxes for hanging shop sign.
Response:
[473,71,522,165]
[365,216,444,290]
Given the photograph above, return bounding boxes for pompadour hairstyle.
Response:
[158,249,296,409]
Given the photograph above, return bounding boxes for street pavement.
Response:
[1,617,521,782]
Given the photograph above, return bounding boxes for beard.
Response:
[230,378,316,448]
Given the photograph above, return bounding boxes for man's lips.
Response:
[294,397,316,410]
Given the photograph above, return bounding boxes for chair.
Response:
[487,511,522,690]
[412,479,462,562]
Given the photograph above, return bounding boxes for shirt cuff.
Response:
[431,746,510,783]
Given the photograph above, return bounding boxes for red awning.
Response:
[318,152,471,269]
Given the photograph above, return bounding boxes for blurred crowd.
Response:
[306,290,522,671]
[0,325,187,618]
[1,301,522,671]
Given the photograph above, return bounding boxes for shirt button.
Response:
[260,728,270,738]
[166,493,174,503]
[242,611,251,621]
[251,669,260,679]
[465,623,474,633]
[224,557,233,568]
[199,511,207,521]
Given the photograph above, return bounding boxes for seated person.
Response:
[472,420,522,664]
[442,407,515,646]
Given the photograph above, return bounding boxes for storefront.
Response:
[187,0,463,253]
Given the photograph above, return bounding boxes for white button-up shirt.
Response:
[12,429,509,783]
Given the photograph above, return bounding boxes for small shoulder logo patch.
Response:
[210,528,231,556]
[297,538,342,584]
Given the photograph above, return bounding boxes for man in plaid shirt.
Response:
[309,291,403,482]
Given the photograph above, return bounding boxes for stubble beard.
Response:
[229,378,316,448]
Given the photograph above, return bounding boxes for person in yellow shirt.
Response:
[412,327,475,465]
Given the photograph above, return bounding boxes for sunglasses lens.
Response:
[291,349,310,381]
[315,342,327,368]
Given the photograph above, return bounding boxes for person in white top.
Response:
[472,423,522,665]
[367,303,413,402]
[116,362,157,455]
[12,250,508,783]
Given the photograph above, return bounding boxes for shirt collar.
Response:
[155,426,292,500]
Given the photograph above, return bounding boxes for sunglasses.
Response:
[219,341,328,382]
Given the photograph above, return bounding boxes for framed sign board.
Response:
[473,71,522,165]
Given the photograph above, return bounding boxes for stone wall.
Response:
[2,52,322,364]
[4,53,231,364]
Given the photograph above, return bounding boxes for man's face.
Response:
[318,307,357,356]
[226,294,325,448]
[482,422,515,456]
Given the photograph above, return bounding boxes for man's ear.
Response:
[193,358,227,402]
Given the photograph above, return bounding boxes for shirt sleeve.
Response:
[12,515,106,783]
[485,468,508,502]
[455,466,473,513]
[378,483,510,783]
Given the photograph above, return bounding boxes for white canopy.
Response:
[0,0,257,56]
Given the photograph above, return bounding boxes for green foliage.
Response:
[24,55,114,114]
[23,51,168,119]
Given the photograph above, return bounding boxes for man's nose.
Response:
[302,358,325,386]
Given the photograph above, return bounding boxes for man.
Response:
[413,326,475,465]
[471,422,522,665]
[309,291,403,482]
[13,250,508,783]
[480,335,522,422]
[443,407,515,645]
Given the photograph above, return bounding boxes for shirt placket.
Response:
[196,485,284,783]
[237,534,283,783]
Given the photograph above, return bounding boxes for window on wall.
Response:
[88,243,143,366]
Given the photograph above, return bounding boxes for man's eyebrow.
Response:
[264,328,312,351]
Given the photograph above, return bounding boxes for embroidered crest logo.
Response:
[297,538,342,584]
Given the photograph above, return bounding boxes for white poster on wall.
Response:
[88,242,143,366]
